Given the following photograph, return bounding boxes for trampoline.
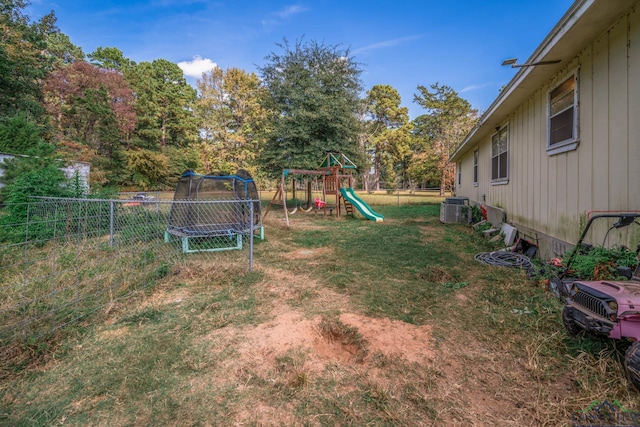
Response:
[165,169,263,253]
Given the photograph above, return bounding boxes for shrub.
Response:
[0,158,77,244]
[471,205,483,223]
[566,246,638,280]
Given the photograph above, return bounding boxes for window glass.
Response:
[473,149,478,183]
[548,75,576,148]
[491,127,508,181]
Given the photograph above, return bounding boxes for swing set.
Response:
[262,152,357,226]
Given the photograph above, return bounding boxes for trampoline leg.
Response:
[164,230,170,243]
[259,226,264,240]
[167,233,246,254]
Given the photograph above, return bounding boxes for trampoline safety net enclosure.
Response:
[165,169,263,253]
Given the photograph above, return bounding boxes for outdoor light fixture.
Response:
[501,58,561,68]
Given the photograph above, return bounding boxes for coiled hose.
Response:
[474,250,533,271]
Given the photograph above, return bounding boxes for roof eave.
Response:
[450,0,634,162]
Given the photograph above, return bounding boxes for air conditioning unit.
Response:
[445,197,469,205]
[440,200,472,224]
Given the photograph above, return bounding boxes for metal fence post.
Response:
[23,202,30,340]
[249,201,254,272]
[110,200,114,248]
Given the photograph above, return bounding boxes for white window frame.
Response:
[473,148,479,186]
[491,126,509,185]
[457,161,462,188]
[547,69,579,155]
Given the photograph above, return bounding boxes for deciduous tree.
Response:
[258,39,363,176]
[363,84,411,190]
[413,83,477,196]
[43,61,137,147]
[43,61,137,186]
[0,0,56,120]
[196,67,267,175]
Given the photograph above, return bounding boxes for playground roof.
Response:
[319,152,357,170]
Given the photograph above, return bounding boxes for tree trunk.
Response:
[161,115,167,147]
[374,153,381,191]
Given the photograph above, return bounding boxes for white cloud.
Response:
[459,83,494,93]
[177,56,217,78]
[262,4,309,30]
[352,35,423,55]
[275,5,308,19]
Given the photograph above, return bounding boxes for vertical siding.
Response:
[577,45,594,216]
[557,150,569,236]
[566,139,579,233]
[537,89,549,233]
[456,5,640,246]
[609,17,629,210]
[548,151,558,235]
[630,7,640,194]
[591,31,610,211]
[532,90,543,232]
[512,109,519,217]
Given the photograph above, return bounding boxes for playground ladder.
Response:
[343,198,354,216]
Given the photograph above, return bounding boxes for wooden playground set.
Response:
[263,152,384,226]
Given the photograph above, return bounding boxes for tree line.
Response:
[0,0,478,199]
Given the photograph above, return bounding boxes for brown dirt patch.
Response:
[208,307,564,425]
[224,310,434,378]
[338,313,434,364]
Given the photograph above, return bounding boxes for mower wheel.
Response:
[625,341,640,391]
[562,305,582,335]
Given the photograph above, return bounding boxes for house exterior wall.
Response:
[456,6,640,258]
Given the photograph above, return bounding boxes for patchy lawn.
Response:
[1,204,639,426]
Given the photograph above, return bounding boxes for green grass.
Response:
[2,201,639,425]
[261,188,447,207]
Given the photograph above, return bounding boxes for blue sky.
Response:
[27,0,574,118]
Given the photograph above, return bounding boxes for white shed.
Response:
[0,152,90,192]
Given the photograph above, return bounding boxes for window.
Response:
[491,127,508,183]
[457,162,461,187]
[548,72,578,154]
[473,148,479,185]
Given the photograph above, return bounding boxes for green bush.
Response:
[471,205,483,223]
[566,246,638,280]
[0,158,78,244]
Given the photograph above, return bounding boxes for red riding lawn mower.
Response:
[554,212,640,390]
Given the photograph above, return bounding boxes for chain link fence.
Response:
[0,196,260,350]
